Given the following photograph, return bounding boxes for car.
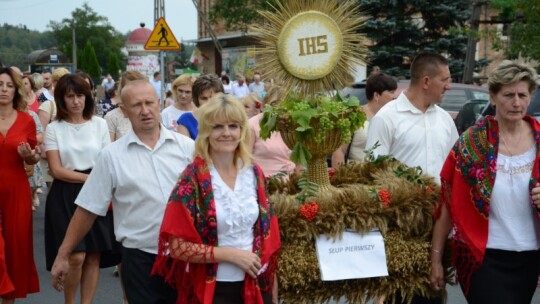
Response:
[438,83,489,119]
[477,88,540,123]
[339,80,489,119]
[339,80,407,105]
[454,99,489,134]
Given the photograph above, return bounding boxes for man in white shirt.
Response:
[231,74,250,99]
[150,71,162,100]
[365,52,457,304]
[248,72,265,98]
[101,74,115,98]
[51,80,195,304]
[367,53,458,184]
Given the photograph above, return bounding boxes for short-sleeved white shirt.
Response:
[366,92,458,183]
[45,117,110,170]
[161,105,189,131]
[210,165,259,281]
[75,126,195,254]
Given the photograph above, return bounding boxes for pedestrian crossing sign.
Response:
[144,17,181,50]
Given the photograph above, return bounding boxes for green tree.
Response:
[0,23,55,69]
[83,41,100,80]
[359,0,472,79]
[48,2,125,76]
[209,0,280,32]
[489,0,540,60]
[107,52,120,80]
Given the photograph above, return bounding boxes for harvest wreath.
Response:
[266,154,454,303]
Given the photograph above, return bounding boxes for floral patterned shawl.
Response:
[438,115,540,294]
[152,156,280,304]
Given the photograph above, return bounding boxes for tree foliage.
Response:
[48,2,125,77]
[359,0,471,79]
[0,23,55,69]
[107,52,121,80]
[489,0,540,61]
[209,0,280,32]
[81,41,101,81]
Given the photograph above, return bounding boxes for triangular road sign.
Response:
[144,17,182,51]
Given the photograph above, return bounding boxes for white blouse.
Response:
[487,146,540,251]
[210,164,259,281]
[45,117,110,170]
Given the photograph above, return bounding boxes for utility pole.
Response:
[72,19,77,72]
[154,0,166,108]
[462,0,487,84]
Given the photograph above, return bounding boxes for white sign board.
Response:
[315,230,388,281]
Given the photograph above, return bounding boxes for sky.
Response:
[0,0,198,41]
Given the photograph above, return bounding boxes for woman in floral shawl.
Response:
[153,93,280,304]
[430,59,540,303]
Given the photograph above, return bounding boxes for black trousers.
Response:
[463,248,540,304]
[213,281,273,304]
[121,247,177,304]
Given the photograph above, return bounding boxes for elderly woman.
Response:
[161,74,197,131]
[430,59,540,303]
[0,67,40,303]
[153,93,280,304]
[45,74,118,304]
[332,73,397,166]
[176,74,224,139]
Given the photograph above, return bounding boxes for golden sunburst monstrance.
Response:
[252,0,368,97]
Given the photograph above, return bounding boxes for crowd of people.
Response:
[1,52,540,304]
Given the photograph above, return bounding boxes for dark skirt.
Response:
[44,175,121,271]
[462,248,540,304]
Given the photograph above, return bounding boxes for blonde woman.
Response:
[154,93,280,303]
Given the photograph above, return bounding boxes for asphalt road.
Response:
[17,191,540,303]
[19,191,124,304]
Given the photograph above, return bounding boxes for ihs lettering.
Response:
[298,35,328,56]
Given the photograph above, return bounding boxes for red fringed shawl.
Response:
[152,156,281,304]
[438,115,540,295]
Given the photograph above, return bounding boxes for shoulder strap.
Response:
[49,100,56,122]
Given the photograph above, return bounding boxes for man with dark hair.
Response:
[366,53,458,304]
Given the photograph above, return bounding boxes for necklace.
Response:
[0,110,15,120]
[500,129,523,158]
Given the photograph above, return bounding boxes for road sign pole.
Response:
[160,50,166,109]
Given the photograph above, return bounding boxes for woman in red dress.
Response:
[0,67,40,303]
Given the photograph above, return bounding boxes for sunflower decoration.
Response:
[252,0,368,97]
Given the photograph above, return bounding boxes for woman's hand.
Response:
[17,142,40,164]
[429,256,445,291]
[229,248,261,279]
[531,183,540,209]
